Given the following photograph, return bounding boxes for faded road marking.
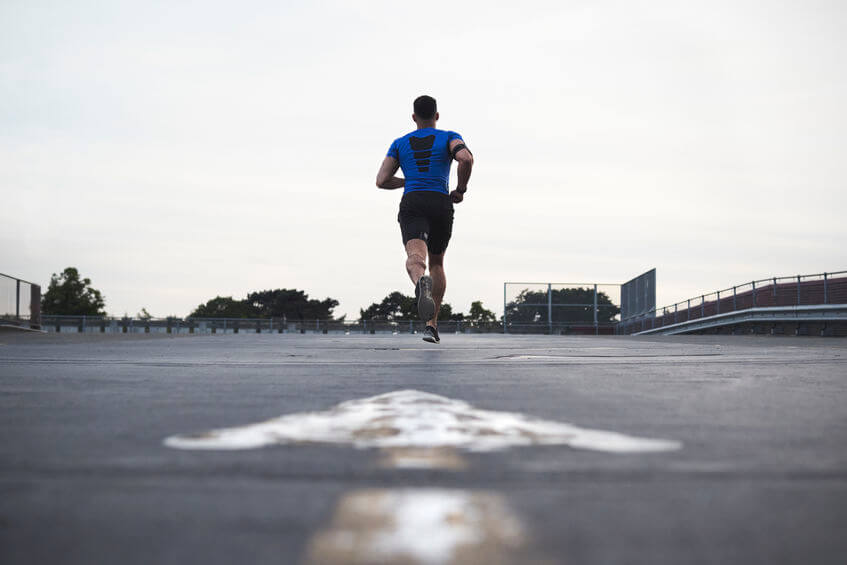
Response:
[378,447,468,470]
[164,389,681,454]
[302,489,537,565]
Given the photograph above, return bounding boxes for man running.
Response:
[376,95,474,344]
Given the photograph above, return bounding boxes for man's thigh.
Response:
[398,206,431,246]
[426,207,454,255]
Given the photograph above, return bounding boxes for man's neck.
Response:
[416,121,436,130]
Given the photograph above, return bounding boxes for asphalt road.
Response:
[1,332,845,564]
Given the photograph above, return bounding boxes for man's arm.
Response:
[449,138,473,203]
[376,157,404,190]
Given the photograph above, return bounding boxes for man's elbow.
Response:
[458,152,474,166]
[375,176,387,188]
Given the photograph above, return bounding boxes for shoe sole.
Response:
[417,276,436,322]
[422,335,439,344]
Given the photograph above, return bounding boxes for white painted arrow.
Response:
[164,389,681,454]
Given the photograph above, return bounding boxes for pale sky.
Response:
[2,0,845,319]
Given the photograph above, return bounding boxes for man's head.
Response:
[413,95,438,126]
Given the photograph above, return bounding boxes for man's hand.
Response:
[450,189,464,203]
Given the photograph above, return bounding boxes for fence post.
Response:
[797,275,801,305]
[503,283,507,334]
[752,281,757,307]
[717,290,721,314]
[593,284,598,335]
[824,273,829,304]
[687,299,691,320]
[30,284,41,329]
[547,283,552,335]
[701,296,705,318]
[733,286,737,311]
[674,303,678,324]
[82,315,86,333]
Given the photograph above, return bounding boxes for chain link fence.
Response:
[1,273,41,329]
[503,282,621,335]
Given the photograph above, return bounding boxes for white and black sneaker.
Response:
[415,275,436,322]
[422,325,440,344]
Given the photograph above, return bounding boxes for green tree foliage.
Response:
[505,288,620,324]
[41,267,106,315]
[439,303,463,321]
[360,291,461,321]
[190,296,259,318]
[468,301,496,324]
[247,289,339,320]
[190,289,339,319]
[359,291,416,321]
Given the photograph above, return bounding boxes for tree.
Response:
[437,303,465,321]
[190,289,339,319]
[247,289,338,320]
[189,296,258,318]
[137,308,153,320]
[360,291,463,321]
[41,267,106,315]
[468,301,496,324]
[360,291,417,321]
[505,288,619,324]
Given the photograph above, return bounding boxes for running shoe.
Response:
[415,275,436,322]
[422,325,440,344]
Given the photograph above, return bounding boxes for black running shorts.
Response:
[398,190,454,255]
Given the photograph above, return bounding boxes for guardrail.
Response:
[41,315,504,335]
[0,272,41,330]
[617,271,847,335]
[635,305,847,336]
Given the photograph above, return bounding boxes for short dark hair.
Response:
[413,95,437,120]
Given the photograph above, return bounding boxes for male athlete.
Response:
[376,95,474,344]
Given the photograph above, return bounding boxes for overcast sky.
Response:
[2,0,845,318]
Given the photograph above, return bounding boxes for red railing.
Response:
[618,271,847,334]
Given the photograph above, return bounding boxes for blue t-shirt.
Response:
[387,127,463,194]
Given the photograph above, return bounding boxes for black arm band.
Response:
[451,143,471,159]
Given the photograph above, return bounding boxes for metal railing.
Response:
[617,271,847,335]
[0,272,41,329]
[40,315,504,335]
